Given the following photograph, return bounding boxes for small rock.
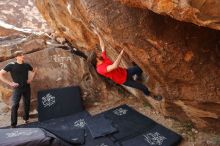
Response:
[191,128,195,132]
[56,37,66,44]
[191,128,198,134]
[94,102,100,106]
[139,108,143,111]
[2,107,10,113]
[83,92,88,95]
[206,140,212,145]
[56,77,62,81]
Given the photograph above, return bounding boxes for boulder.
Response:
[0,32,48,62]
[0,46,110,114]
[0,0,124,120]
[35,0,220,132]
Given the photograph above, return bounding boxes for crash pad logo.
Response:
[6,129,38,138]
[74,119,86,128]
[143,132,167,145]
[71,138,79,141]
[113,108,128,116]
[42,93,56,108]
[96,143,108,146]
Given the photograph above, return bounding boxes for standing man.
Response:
[0,51,36,128]
[90,29,162,101]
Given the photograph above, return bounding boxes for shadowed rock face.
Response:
[35,0,220,132]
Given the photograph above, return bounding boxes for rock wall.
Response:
[0,0,122,118]
[0,45,106,112]
[0,0,49,33]
[0,0,49,113]
[35,0,220,132]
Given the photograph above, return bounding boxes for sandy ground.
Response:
[0,96,219,146]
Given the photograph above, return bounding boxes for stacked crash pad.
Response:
[1,86,182,146]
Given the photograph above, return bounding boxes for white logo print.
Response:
[74,119,86,128]
[96,143,108,146]
[113,108,128,116]
[71,138,79,141]
[143,132,167,145]
[42,93,56,107]
[6,129,38,138]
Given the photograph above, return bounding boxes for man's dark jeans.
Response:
[11,86,31,126]
[123,66,150,96]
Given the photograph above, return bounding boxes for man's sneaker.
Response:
[152,95,163,101]
[23,120,29,124]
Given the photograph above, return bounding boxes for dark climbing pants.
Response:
[123,66,150,96]
[11,86,31,126]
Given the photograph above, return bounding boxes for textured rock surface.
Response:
[0,0,49,33]
[117,0,220,30]
[35,0,220,132]
[0,45,113,114]
[0,0,121,117]
[0,0,49,113]
[0,0,49,62]
[0,32,47,62]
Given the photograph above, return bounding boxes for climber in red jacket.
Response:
[89,29,162,101]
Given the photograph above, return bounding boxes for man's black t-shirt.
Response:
[3,62,33,88]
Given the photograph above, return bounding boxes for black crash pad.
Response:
[0,128,64,146]
[101,104,156,142]
[86,115,117,138]
[18,112,118,146]
[39,111,90,145]
[44,128,85,145]
[99,104,181,146]
[18,111,91,145]
[78,128,119,146]
[37,86,84,121]
[121,124,181,146]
